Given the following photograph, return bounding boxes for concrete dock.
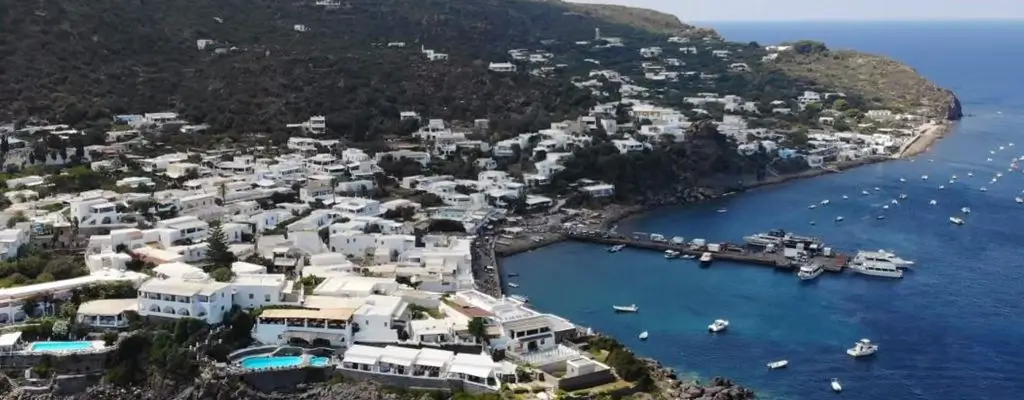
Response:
[566,232,848,272]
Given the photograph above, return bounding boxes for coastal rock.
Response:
[946,92,964,120]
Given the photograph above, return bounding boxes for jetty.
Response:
[565,231,848,272]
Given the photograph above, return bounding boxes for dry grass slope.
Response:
[774,50,953,117]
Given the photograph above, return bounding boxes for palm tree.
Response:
[468,317,488,344]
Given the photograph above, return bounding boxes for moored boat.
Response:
[699,252,713,266]
[613,304,639,313]
[607,244,626,253]
[766,360,789,370]
[797,263,824,281]
[831,378,843,393]
[708,319,729,332]
[846,338,878,357]
[638,331,649,340]
[508,282,520,288]
[664,250,680,259]
[949,216,965,225]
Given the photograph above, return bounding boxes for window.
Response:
[248,293,254,299]
[264,294,271,302]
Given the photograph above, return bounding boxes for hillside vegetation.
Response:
[0,0,666,135]
[773,46,956,117]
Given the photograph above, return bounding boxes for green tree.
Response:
[468,317,488,344]
[205,221,235,270]
[210,267,234,282]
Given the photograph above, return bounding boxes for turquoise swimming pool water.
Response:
[28,341,95,352]
[240,356,329,369]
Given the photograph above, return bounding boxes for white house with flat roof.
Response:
[0,270,148,324]
[252,307,355,347]
[156,216,210,244]
[136,278,233,324]
[352,295,409,343]
[69,197,121,227]
[230,273,293,310]
[579,183,615,198]
[76,298,138,329]
[339,345,503,391]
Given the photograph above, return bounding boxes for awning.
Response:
[449,364,493,379]
[414,357,448,368]
[342,354,380,365]
[0,332,21,347]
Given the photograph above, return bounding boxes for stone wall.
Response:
[555,369,616,392]
[336,368,462,393]
[0,352,107,375]
[240,368,330,393]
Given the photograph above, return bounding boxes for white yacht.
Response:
[961,206,972,215]
[699,252,714,265]
[929,199,937,206]
[708,319,729,332]
[842,195,849,199]
[743,232,783,247]
[875,250,915,268]
[952,174,958,180]
[808,204,817,209]
[861,190,869,196]
[831,378,843,393]
[997,172,1003,178]
[882,205,889,210]
[899,177,906,183]
[950,216,965,225]
[766,360,789,370]
[1016,197,1023,204]
[798,263,824,281]
[980,187,988,192]
[508,282,520,288]
[921,175,928,180]
[846,338,878,357]
[968,172,974,177]
[664,250,680,259]
[834,216,844,222]
[939,185,945,190]
[509,294,530,303]
[717,208,728,213]
[850,251,904,278]
[638,331,649,340]
[898,193,908,200]
[820,199,830,206]
[608,244,626,253]
[613,304,639,313]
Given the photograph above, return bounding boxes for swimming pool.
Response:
[28,341,95,353]
[240,356,329,369]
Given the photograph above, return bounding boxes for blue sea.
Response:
[503,22,1024,400]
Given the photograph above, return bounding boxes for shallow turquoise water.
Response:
[28,341,95,352]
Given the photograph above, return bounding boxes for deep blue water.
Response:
[503,22,1024,400]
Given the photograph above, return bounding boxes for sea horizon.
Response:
[503,21,1024,400]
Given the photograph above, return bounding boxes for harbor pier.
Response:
[565,231,848,272]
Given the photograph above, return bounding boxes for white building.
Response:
[488,62,517,73]
[136,278,233,324]
[252,308,354,347]
[351,295,409,343]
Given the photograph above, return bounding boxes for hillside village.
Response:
[0,3,953,400]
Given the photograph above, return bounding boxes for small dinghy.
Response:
[831,378,843,393]
[766,360,788,370]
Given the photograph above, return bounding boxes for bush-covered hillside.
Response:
[0,0,666,135]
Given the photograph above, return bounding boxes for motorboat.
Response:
[899,177,906,183]
[939,185,945,190]
[961,207,971,215]
[831,378,843,393]
[664,250,680,259]
[842,195,849,199]
[849,252,904,278]
[949,216,965,225]
[861,190,869,196]
[744,232,784,247]
[834,216,844,222]
[921,175,928,180]
[948,179,955,184]
[1016,197,1024,204]
[508,282,520,288]
[882,205,889,210]
[638,331,649,340]
[997,172,1003,178]
[613,304,639,313]
[952,174,958,180]
[846,338,878,357]
[898,193,908,200]
[968,172,974,177]
[699,252,714,266]
[808,204,817,209]
[681,254,697,259]
[891,199,899,204]
[708,319,729,332]
[874,250,915,268]
[874,187,881,191]
[717,208,728,213]
[929,200,937,206]
[507,272,519,277]
[509,294,530,303]
[980,187,988,192]
[766,360,789,370]
[820,199,830,205]
[876,215,885,220]
[608,244,626,253]
[798,263,824,281]
[987,158,994,162]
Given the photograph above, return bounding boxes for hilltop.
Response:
[771,44,962,120]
